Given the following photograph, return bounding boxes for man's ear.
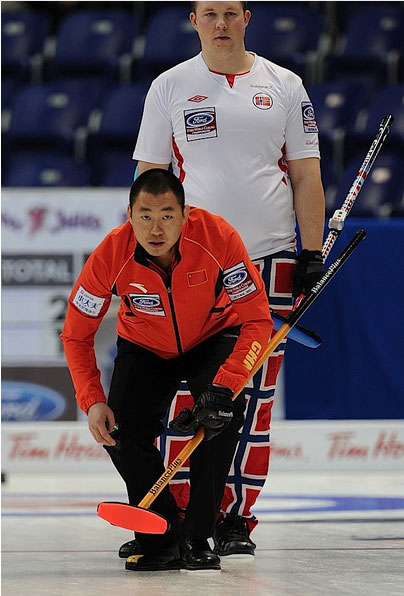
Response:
[127,204,132,220]
[183,204,191,221]
[189,12,198,31]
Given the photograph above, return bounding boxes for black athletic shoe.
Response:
[214,515,256,556]
[181,538,221,570]
[119,538,141,558]
[125,545,183,571]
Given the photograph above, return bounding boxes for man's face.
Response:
[127,191,189,263]
[190,2,250,52]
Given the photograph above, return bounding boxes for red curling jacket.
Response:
[61,207,273,413]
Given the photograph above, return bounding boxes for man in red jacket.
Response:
[61,169,272,572]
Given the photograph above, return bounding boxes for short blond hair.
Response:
[190,2,248,14]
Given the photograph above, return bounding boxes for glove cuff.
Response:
[296,249,323,264]
[205,384,234,399]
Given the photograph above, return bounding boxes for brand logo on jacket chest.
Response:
[129,293,166,317]
[184,107,217,141]
[223,262,257,301]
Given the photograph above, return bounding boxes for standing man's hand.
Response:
[88,402,117,446]
[292,249,325,297]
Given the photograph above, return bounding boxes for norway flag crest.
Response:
[253,93,273,110]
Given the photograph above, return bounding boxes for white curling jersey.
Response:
[133,53,320,259]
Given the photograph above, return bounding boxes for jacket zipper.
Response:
[167,286,183,354]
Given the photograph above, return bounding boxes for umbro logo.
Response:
[188,95,208,103]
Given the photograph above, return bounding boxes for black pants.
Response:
[105,327,245,555]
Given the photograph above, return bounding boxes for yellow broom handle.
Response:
[138,322,291,509]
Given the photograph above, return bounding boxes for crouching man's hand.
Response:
[169,384,234,441]
[88,402,117,446]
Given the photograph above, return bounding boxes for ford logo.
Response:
[223,270,247,287]
[133,297,160,307]
[186,113,214,127]
[1,381,66,421]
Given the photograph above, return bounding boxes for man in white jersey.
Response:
[121,1,325,558]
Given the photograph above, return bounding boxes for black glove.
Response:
[169,407,195,434]
[292,249,325,297]
[192,385,234,441]
[169,384,234,441]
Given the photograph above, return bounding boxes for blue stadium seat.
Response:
[329,152,404,217]
[390,202,404,217]
[308,82,370,183]
[1,11,50,81]
[344,85,404,164]
[245,5,325,80]
[6,79,101,156]
[308,82,368,137]
[3,154,91,187]
[86,81,150,184]
[49,10,139,80]
[100,157,137,187]
[1,78,22,110]
[362,85,404,144]
[324,6,404,86]
[332,1,400,33]
[319,150,336,194]
[93,81,150,142]
[139,7,201,77]
[398,52,404,84]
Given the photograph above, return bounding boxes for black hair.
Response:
[129,169,185,210]
[190,1,248,13]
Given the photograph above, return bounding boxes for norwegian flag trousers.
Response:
[158,250,296,532]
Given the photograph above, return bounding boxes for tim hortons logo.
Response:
[243,341,262,371]
[7,432,109,461]
[327,431,404,460]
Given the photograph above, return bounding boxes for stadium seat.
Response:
[308,82,369,137]
[245,5,326,81]
[99,157,137,187]
[362,85,404,144]
[1,11,50,81]
[49,10,139,81]
[398,52,404,84]
[308,82,370,183]
[344,84,404,164]
[6,79,101,156]
[332,1,402,34]
[91,81,150,143]
[138,7,201,78]
[328,152,404,217]
[390,202,404,217]
[318,150,336,194]
[3,153,91,187]
[324,6,404,86]
[1,78,21,110]
[86,81,150,184]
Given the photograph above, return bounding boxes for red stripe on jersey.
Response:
[172,137,185,182]
[278,143,288,185]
